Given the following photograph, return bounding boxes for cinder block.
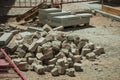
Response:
[0,32,13,46]
[39,8,62,24]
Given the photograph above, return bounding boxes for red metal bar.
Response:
[0,48,27,80]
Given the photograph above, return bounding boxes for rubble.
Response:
[0,25,105,77]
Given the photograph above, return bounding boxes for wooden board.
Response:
[102,5,120,16]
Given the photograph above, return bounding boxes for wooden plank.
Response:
[102,5,120,16]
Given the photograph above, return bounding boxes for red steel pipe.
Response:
[0,48,27,80]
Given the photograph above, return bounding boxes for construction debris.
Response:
[0,24,105,77]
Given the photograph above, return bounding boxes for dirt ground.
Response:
[1,16,120,80]
[4,14,117,80]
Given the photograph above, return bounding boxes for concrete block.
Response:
[57,58,65,66]
[86,52,96,61]
[27,58,36,64]
[62,41,71,50]
[56,65,65,75]
[37,46,42,53]
[81,48,91,56]
[42,47,53,60]
[15,47,26,58]
[45,34,54,42]
[66,68,75,77]
[61,49,69,56]
[18,62,29,71]
[51,67,59,76]
[67,58,74,67]
[39,8,62,24]
[34,65,45,74]
[28,41,38,52]
[52,40,61,51]
[74,63,82,71]
[29,37,46,52]
[84,42,95,50]
[36,53,44,60]
[55,52,65,59]
[71,48,79,55]
[93,46,105,56]
[77,41,87,50]
[13,58,22,65]
[48,58,57,65]
[43,24,52,32]
[25,53,34,58]
[0,32,13,46]
[73,55,82,63]
[34,59,42,65]
[47,64,55,72]
[6,42,18,52]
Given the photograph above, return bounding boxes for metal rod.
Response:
[0,48,28,80]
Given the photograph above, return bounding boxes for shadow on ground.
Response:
[63,25,95,32]
[0,0,15,23]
